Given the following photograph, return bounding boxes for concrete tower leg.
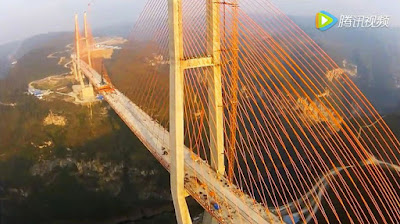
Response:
[168,0,192,224]
[74,14,85,89]
[84,12,92,68]
[72,61,78,81]
[206,0,225,178]
[203,0,225,223]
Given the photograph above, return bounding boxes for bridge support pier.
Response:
[206,0,225,177]
[203,1,225,223]
[74,14,86,89]
[72,61,78,81]
[168,0,192,224]
[74,14,95,101]
[84,12,92,68]
[168,0,225,223]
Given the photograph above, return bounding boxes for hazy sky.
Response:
[0,0,146,44]
[0,0,399,45]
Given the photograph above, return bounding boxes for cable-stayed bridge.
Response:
[70,0,400,223]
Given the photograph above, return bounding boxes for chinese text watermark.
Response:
[338,15,390,28]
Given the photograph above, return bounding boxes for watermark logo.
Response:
[316,11,391,31]
[316,11,338,31]
[338,15,390,28]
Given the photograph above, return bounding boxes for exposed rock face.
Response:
[30,158,164,198]
[342,60,358,77]
[296,97,343,132]
[30,158,123,195]
[43,111,67,126]
[31,141,53,149]
[30,158,76,177]
[326,68,345,81]
[145,54,168,66]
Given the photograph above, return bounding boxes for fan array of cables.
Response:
[101,0,400,223]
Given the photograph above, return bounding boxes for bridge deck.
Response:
[75,56,281,224]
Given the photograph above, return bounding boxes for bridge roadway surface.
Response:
[73,56,282,224]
